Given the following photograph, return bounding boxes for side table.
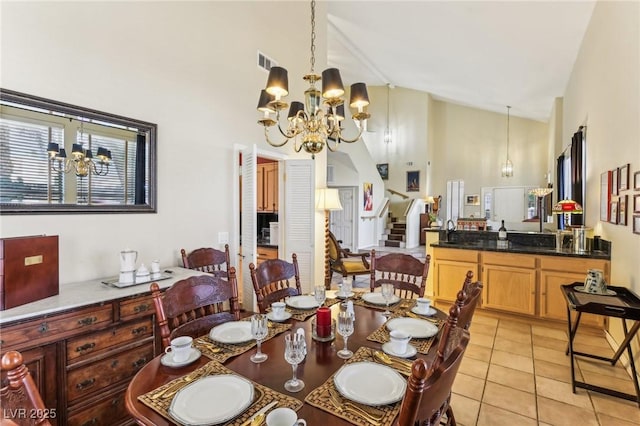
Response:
[561,282,640,406]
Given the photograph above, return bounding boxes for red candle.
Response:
[316,307,331,337]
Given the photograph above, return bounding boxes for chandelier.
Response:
[501,105,513,177]
[47,120,112,177]
[256,0,371,159]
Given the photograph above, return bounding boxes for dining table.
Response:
[125,293,447,426]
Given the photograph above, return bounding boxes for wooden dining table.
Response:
[125,297,446,425]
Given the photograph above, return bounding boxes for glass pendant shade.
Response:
[501,159,513,177]
[321,68,345,99]
[349,83,370,110]
[265,66,289,98]
[384,128,393,144]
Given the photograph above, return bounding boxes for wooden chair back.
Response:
[397,304,470,426]
[456,270,483,330]
[1,351,52,426]
[150,268,240,349]
[370,250,431,298]
[181,245,230,278]
[327,231,370,283]
[249,254,302,313]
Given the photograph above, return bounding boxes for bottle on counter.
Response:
[498,220,508,241]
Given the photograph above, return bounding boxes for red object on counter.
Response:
[316,307,331,337]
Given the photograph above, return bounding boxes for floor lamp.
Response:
[529,188,553,232]
[316,188,343,289]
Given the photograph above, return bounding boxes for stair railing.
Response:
[386,188,409,200]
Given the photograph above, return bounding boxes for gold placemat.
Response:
[351,294,410,313]
[194,320,292,362]
[366,312,444,355]
[139,361,303,426]
[304,347,403,426]
[269,297,342,321]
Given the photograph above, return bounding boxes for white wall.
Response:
[0,1,328,285]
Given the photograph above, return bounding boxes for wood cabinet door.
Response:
[256,164,265,211]
[540,270,605,328]
[263,163,278,212]
[434,260,478,303]
[482,264,536,315]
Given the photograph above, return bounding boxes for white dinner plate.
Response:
[266,311,292,322]
[574,285,616,296]
[169,375,254,425]
[386,317,439,339]
[160,348,201,368]
[285,295,319,310]
[334,362,406,405]
[410,306,437,317]
[361,292,400,306]
[209,321,253,344]
[382,342,418,359]
[335,291,355,299]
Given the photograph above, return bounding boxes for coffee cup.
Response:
[271,302,286,319]
[389,329,411,355]
[415,297,431,314]
[266,408,306,426]
[164,336,193,363]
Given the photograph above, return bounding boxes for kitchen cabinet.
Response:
[482,252,536,316]
[256,246,278,265]
[257,162,278,212]
[433,248,480,304]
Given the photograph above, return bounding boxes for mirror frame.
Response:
[0,89,157,214]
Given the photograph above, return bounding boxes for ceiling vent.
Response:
[327,165,335,184]
[257,51,277,72]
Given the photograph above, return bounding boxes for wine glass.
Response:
[284,333,306,392]
[381,283,395,316]
[336,310,354,359]
[250,314,268,363]
[314,284,326,307]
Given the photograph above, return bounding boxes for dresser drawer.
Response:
[66,318,153,364]
[119,295,155,322]
[0,305,113,349]
[67,385,129,426]
[483,252,536,269]
[67,343,153,403]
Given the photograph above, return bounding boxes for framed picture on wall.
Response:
[363,182,373,211]
[376,163,389,180]
[407,170,420,192]
[600,171,612,221]
[619,164,630,191]
[619,194,628,226]
[634,171,640,190]
[610,200,619,224]
[634,194,640,213]
[465,195,480,205]
[634,215,640,235]
[612,168,619,196]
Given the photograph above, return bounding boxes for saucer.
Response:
[574,285,616,296]
[382,342,417,359]
[335,291,355,299]
[266,311,292,322]
[161,348,201,368]
[410,306,437,316]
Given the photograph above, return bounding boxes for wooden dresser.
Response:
[0,267,205,425]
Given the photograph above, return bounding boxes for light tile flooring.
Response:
[451,311,640,426]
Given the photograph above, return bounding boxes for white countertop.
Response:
[0,267,206,325]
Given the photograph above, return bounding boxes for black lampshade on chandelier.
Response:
[47,119,112,177]
[256,0,371,159]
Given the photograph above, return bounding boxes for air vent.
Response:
[327,165,335,184]
[257,51,277,72]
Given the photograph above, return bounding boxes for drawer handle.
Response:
[39,322,49,333]
[131,326,148,335]
[78,317,98,327]
[76,378,96,390]
[76,342,96,353]
[132,357,147,369]
[81,419,98,426]
[133,304,151,313]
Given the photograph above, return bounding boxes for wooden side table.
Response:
[561,282,640,406]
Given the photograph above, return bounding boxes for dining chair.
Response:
[249,254,302,313]
[369,250,431,298]
[0,351,52,426]
[181,245,231,278]
[397,304,470,426]
[150,267,240,349]
[456,270,483,330]
[327,231,370,288]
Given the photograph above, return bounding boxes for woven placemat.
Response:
[366,312,444,355]
[268,297,341,321]
[194,320,292,362]
[304,347,403,426]
[139,360,303,426]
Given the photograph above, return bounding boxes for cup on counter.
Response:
[271,302,286,320]
[151,260,161,273]
[415,297,431,314]
[389,330,411,355]
[164,336,193,363]
[266,408,307,426]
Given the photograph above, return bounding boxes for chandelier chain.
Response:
[310,0,316,73]
[506,105,511,161]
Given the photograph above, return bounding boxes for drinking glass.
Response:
[284,333,306,392]
[381,283,395,316]
[314,284,326,307]
[250,314,268,363]
[337,310,354,359]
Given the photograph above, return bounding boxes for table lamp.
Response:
[552,199,583,229]
[316,188,343,288]
[529,188,553,232]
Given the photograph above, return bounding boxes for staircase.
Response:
[380,218,407,248]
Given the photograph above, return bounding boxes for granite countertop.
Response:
[0,267,206,325]
[431,240,610,260]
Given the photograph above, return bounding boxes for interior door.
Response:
[241,145,258,310]
[330,187,355,250]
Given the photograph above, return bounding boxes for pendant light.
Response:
[501,106,513,177]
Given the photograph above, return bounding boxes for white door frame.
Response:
[330,186,358,251]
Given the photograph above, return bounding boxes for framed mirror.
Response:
[0,89,157,214]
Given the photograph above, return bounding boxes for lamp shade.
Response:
[316,188,343,211]
[47,142,59,155]
[257,89,275,113]
[321,68,345,99]
[265,66,289,98]
[425,196,435,204]
[552,199,583,213]
[529,188,553,198]
[287,101,304,121]
[349,83,370,109]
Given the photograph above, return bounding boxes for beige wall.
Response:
[561,1,640,346]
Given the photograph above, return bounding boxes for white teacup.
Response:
[266,408,306,426]
[415,297,431,314]
[151,260,161,273]
[164,336,193,363]
[271,302,286,320]
[389,329,411,355]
